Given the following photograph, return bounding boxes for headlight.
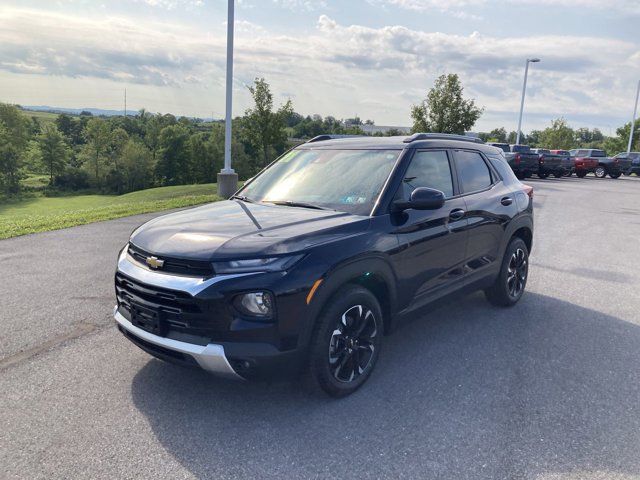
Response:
[212,255,304,274]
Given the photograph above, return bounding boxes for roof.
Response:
[298,134,503,155]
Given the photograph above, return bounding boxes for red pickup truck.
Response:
[570,149,603,178]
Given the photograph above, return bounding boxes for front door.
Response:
[390,150,468,311]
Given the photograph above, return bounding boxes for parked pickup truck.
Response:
[618,152,640,176]
[603,152,635,178]
[570,149,602,178]
[531,148,565,178]
[489,143,539,179]
[550,150,574,176]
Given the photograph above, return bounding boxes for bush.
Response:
[53,168,91,191]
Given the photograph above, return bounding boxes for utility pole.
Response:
[217,0,239,198]
[516,58,540,145]
[627,80,640,153]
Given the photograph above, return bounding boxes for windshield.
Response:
[511,145,531,153]
[490,143,510,153]
[239,149,400,215]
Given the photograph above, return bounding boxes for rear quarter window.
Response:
[487,155,520,186]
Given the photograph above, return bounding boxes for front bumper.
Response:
[115,308,244,379]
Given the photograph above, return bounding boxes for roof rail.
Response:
[307,134,366,143]
[403,133,485,144]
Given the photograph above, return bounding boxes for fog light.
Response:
[236,292,274,318]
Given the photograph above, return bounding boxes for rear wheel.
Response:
[609,172,621,179]
[594,166,607,178]
[485,237,529,307]
[553,172,563,178]
[308,285,382,397]
[538,172,549,179]
[515,172,525,180]
[576,171,587,178]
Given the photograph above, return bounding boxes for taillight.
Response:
[539,155,544,164]
[522,184,534,199]
[515,153,521,165]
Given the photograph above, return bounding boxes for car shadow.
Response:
[130,292,640,479]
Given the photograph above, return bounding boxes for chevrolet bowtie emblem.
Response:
[146,256,165,269]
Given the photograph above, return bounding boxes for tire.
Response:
[515,172,525,180]
[538,172,549,179]
[564,172,572,177]
[594,166,607,178]
[308,285,383,397]
[553,172,563,178]
[484,237,529,307]
[609,172,621,179]
[576,171,587,178]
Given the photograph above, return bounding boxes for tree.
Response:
[538,118,575,150]
[0,124,24,195]
[120,140,155,192]
[84,118,111,182]
[411,74,483,134]
[241,78,293,169]
[0,104,31,195]
[156,124,192,185]
[35,124,71,184]
[189,132,219,184]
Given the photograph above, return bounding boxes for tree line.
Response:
[1,74,638,198]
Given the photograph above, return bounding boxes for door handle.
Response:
[501,197,513,206]
[449,208,465,221]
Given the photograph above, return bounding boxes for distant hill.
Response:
[22,106,218,122]
[23,106,130,117]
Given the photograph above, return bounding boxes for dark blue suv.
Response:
[114,134,534,397]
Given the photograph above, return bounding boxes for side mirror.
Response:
[393,187,445,212]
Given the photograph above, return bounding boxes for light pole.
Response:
[627,80,640,153]
[516,58,540,145]
[217,0,239,198]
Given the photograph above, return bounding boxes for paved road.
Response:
[2,177,640,480]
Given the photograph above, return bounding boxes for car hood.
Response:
[130,200,370,261]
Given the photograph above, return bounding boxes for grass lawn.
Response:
[0,184,221,239]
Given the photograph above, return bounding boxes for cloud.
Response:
[0,6,637,130]
[271,0,327,10]
[370,0,640,17]
[135,0,204,9]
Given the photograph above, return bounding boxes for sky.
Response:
[0,0,639,133]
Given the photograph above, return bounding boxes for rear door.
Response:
[452,149,518,274]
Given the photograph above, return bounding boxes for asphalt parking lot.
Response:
[1,175,640,480]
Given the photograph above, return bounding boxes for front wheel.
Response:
[308,285,383,397]
[594,166,607,178]
[553,172,563,178]
[484,237,529,307]
[609,172,621,179]
[538,172,549,179]
[576,171,587,178]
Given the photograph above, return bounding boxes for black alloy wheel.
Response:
[328,305,378,383]
[308,285,382,397]
[506,248,528,299]
[485,237,529,307]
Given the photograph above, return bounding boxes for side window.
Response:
[454,150,493,194]
[402,150,454,198]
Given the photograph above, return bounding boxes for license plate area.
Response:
[130,303,166,336]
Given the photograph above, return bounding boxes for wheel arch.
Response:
[307,256,398,338]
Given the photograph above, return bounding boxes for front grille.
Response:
[128,243,214,277]
[115,272,229,337]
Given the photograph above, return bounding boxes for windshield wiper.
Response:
[231,195,258,204]
[267,200,331,211]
